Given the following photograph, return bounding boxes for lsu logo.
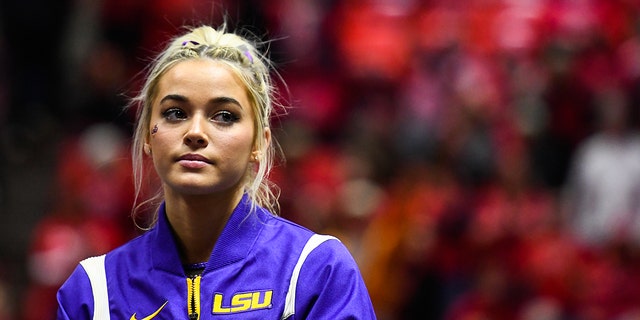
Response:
[213,290,273,314]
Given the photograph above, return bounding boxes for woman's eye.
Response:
[162,108,187,121]
[212,111,239,124]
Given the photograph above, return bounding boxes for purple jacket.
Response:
[57,194,376,319]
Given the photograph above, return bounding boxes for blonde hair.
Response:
[130,25,283,226]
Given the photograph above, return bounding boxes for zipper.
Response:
[187,275,201,320]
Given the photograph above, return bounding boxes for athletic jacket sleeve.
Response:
[56,264,94,320]
[295,239,376,319]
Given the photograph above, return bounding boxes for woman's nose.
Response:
[184,117,209,148]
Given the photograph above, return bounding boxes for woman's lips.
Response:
[177,153,212,169]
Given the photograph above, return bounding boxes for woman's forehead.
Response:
[155,59,250,106]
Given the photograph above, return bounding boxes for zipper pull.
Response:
[189,312,199,320]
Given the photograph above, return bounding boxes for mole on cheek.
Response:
[151,124,158,135]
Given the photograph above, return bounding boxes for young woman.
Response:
[56,25,376,319]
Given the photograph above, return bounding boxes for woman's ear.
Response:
[251,127,271,162]
[144,142,152,156]
[250,150,260,162]
[144,125,154,156]
[263,127,272,150]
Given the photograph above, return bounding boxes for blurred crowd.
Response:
[1,0,640,319]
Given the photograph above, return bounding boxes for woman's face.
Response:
[146,59,262,197]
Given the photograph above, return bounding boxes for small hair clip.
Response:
[182,40,200,46]
[238,45,254,64]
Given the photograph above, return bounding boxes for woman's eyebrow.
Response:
[210,96,242,109]
[159,95,241,108]
[159,94,188,104]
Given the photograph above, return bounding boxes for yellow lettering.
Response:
[252,291,272,309]
[231,292,253,312]
[212,294,231,313]
[212,290,273,314]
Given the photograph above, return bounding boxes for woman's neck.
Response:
[163,188,244,264]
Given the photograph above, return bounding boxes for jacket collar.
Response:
[150,194,269,276]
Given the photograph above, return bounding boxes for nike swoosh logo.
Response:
[130,301,168,320]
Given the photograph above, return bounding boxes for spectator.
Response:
[563,88,640,247]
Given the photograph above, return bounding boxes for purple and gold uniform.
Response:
[57,194,375,319]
